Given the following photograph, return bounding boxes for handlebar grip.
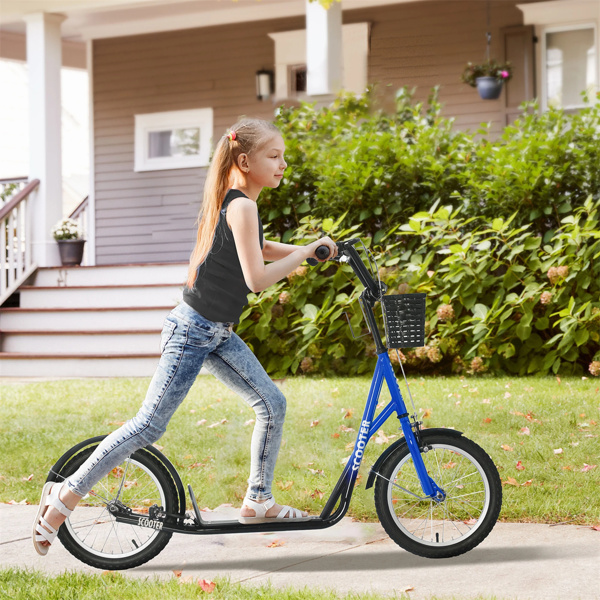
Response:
[306,244,331,266]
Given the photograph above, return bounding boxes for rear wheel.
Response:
[374,433,502,558]
[49,439,178,570]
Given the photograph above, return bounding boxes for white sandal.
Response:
[32,481,73,556]
[239,496,312,524]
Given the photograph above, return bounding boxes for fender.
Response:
[365,428,463,489]
[48,435,186,516]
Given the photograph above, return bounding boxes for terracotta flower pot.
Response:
[475,76,503,100]
[57,239,86,266]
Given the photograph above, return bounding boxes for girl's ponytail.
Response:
[186,118,280,290]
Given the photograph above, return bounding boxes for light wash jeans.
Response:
[67,301,287,502]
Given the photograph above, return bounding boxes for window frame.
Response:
[134,108,213,172]
[541,22,597,112]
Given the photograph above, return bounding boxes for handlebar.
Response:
[306,238,384,301]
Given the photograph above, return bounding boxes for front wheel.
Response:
[48,438,179,570]
[374,433,502,558]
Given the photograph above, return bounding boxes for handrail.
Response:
[69,195,89,219]
[0,179,41,221]
[1,179,40,306]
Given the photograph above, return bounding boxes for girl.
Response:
[33,117,338,554]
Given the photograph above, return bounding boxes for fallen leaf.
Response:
[331,387,339,397]
[504,392,511,399]
[400,586,415,593]
[341,455,350,465]
[22,474,34,482]
[422,408,432,419]
[463,518,477,525]
[197,579,215,593]
[591,525,600,531]
[244,419,255,426]
[308,468,325,476]
[553,448,563,455]
[503,477,519,486]
[374,430,389,444]
[310,420,320,427]
[482,417,492,423]
[331,433,340,438]
[196,419,207,426]
[343,408,354,419]
[207,419,228,428]
[515,461,525,471]
[482,398,491,404]
[267,540,285,548]
[518,426,530,436]
[108,420,126,426]
[111,467,124,478]
[340,425,355,432]
[276,480,293,490]
[562,466,572,471]
[581,464,597,472]
[311,489,324,499]
[556,376,561,384]
[172,570,182,578]
[521,479,533,486]
[443,461,457,469]
[501,444,514,452]
[189,409,196,414]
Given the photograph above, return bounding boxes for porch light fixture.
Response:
[256,69,274,101]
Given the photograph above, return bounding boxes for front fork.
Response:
[360,353,446,502]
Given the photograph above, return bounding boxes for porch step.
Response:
[19,283,184,309]
[33,262,188,287]
[0,307,173,331]
[0,262,193,378]
[1,330,161,354]
[0,352,162,378]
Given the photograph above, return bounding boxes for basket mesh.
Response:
[381,293,426,348]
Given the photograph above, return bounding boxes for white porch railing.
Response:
[0,179,40,306]
[69,195,89,266]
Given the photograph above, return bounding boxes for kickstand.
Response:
[187,484,205,526]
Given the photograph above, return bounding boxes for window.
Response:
[268,23,369,101]
[134,108,213,172]
[544,25,596,110]
[289,64,307,95]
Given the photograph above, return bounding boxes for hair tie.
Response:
[227,130,237,141]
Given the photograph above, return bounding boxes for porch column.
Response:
[305,0,343,96]
[23,12,66,267]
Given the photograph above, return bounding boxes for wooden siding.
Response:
[93,0,541,265]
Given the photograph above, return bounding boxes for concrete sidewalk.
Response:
[1,505,599,600]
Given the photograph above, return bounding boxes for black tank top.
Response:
[183,189,264,324]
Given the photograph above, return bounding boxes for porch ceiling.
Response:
[0,0,424,41]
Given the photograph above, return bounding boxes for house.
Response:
[0,0,597,377]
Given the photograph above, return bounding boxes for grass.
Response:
[1,375,599,524]
[0,569,512,600]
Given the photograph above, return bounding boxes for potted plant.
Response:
[461,60,513,100]
[52,218,86,266]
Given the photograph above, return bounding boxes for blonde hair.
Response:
[186,118,280,289]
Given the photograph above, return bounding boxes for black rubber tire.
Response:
[49,440,178,570]
[374,433,502,559]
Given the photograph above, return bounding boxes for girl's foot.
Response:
[32,481,81,555]
[239,497,311,524]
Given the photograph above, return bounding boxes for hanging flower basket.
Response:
[461,60,513,100]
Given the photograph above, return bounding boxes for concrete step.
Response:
[32,262,188,287]
[19,284,184,309]
[0,306,173,331]
[1,331,161,354]
[0,353,210,378]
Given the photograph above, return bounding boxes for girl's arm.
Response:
[229,198,337,293]
[262,240,300,262]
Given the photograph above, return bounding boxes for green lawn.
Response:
[1,375,598,524]
[0,569,510,600]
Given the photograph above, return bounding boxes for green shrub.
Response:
[245,88,600,377]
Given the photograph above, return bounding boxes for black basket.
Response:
[380,293,426,348]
